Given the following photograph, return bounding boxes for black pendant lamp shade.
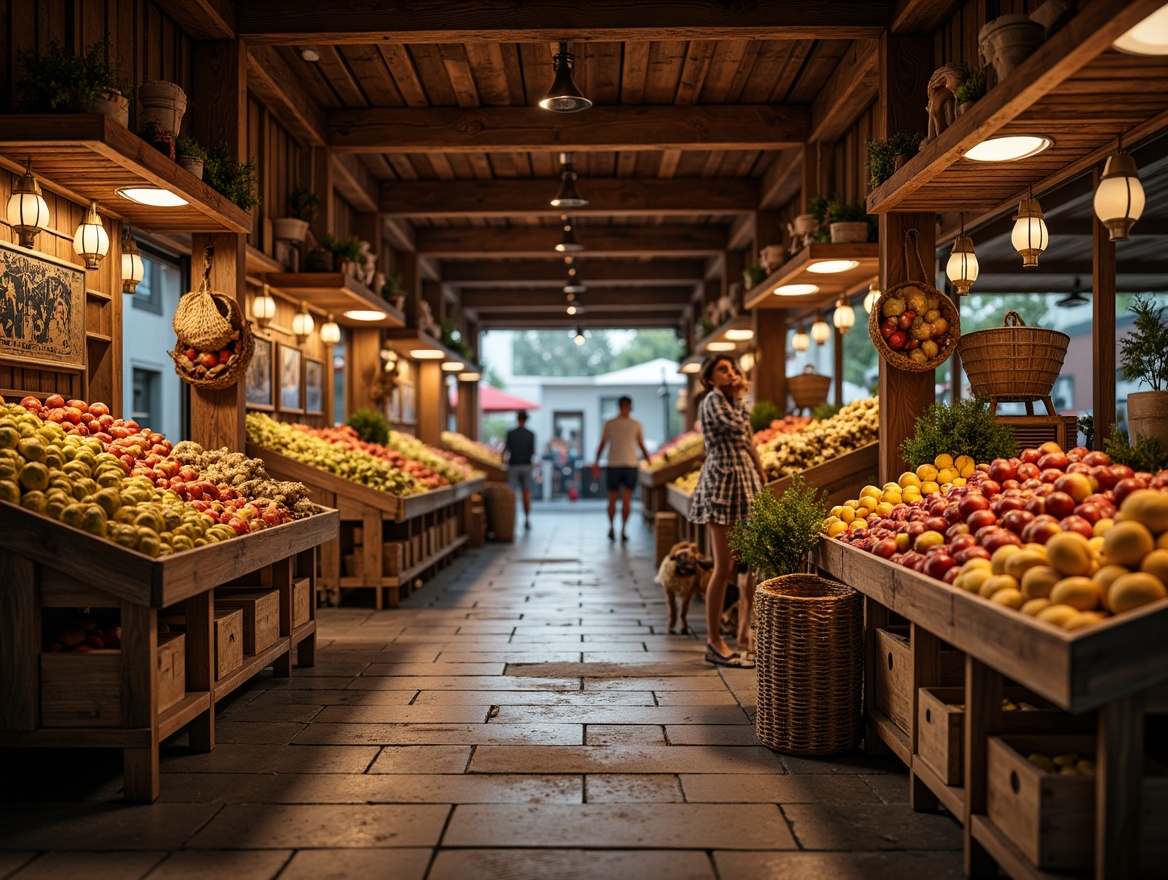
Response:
[555,216,584,252]
[1056,277,1089,308]
[540,42,592,112]
[551,152,589,208]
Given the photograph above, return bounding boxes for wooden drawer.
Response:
[292,577,312,630]
[156,633,185,714]
[916,687,1063,786]
[40,651,123,727]
[216,590,280,655]
[381,542,404,577]
[161,609,243,681]
[874,627,963,733]
[987,735,1168,871]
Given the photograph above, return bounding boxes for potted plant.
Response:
[865,131,925,188]
[1121,295,1168,448]
[826,199,872,243]
[272,187,320,244]
[202,142,260,211]
[979,14,1045,83]
[304,247,335,272]
[381,274,406,311]
[174,135,206,179]
[954,68,987,115]
[137,79,187,138]
[17,37,132,127]
[743,264,767,290]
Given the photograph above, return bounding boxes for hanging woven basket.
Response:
[170,247,255,390]
[173,246,237,351]
[958,310,1069,403]
[868,229,961,373]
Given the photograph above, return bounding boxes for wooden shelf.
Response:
[264,273,406,328]
[868,706,912,766]
[85,288,112,302]
[912,755,966,820]
[0,114,252,234]
[744,243,879,310]
[866,0,1168,217]
[970,815,1086,880]
[386,535,468,588]
[213,638,293,702]
[383,329,478,366]
[157,692,212,741]
[86,332,113,344]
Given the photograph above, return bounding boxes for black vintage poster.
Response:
[0,240,86,370]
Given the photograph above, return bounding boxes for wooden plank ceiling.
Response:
[244,20,879,330]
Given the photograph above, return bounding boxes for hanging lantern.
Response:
[946,219,980,296]
[831,295,855,335]
[738,350,755,374]
[120,229,145,294]
[792,326,810,352]
[1093,141,1145,242]
[320,313,341,345]
[811,313,831,346]
[6,159,50,249]
[253,284,276,328]
[72,201,110,270]
[291,301,315,343]
[863,281,881,314]
[1011,192,1048,268]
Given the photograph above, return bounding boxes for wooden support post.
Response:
[753,310,788,412]
[184,590,214,752]
[725,251,745,308]
[295,547,317,667]
[801,143,820,213]
[1096,694,1144,879]
[121,602,159,803]
[910,624,942,811]
[189,236,247,451]
[422,280,444,325]
[963,656,1003,878]
[398,250,421,328]
[272,555,293,677]
[457,379,480,438]
[864,597,892,756]
[685,374,699,431]
[1093,165,1117,445]
[0,552,38,730]
[346,327,382,419]
[416,360,444,447]
[363,508,382,610]
[834,326,845,407]
[312,147,335,236]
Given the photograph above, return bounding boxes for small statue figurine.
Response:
[418,300,439,337]
[357,240,377,287]
[921,64,966,147]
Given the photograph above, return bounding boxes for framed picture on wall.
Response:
[245,335,275,410]
[304,357,324,415]
[0,240,86,370]
[278,343,303,413]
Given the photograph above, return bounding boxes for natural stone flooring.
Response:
[1,506,963,878]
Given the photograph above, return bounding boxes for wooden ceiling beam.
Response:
[383,217,417,254]
[439,259,707,286]
[460,287,695,309]
[163,0,235,39]
[328,105,809,153]
[476,310,681,329]
[758,148,802,211]
[809,40,879,143]
[246,45,327,146]
[727,213,756,252]
[237,2,889,43]
[891,0,965,33]
[332,153,379,213]
[381,177,759,218]
[417,225,728,257]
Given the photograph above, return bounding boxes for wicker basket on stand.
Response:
[481,481,516,542]
[957,311,1069,416]
[788,373,831,412]
[754,574,863,755]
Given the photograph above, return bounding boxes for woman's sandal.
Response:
[705,643,755,668]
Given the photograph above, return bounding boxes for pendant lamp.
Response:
[121,229,145,294]
[6,159,50,249]
[1093,135,1145,242]
[72,202,110,270]
[539,43,592,112]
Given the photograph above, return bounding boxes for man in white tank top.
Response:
[592,396,652,542]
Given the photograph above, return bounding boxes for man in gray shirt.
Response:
[592,396,652,542]
[504,410,535,530]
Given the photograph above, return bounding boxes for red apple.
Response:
[943,566,962,584]
[1017,462,1041,480]
[880,318,898,339]
[1067,461,1092,476]
[897,309,917,331]
[904,338,921,351]
[993,495,1026,515]
[1000,509,1035,534]
[946,522,970,540]
[1044,490,1077,518]
[976,524,1003,544]
[924,554,957,580]
[1060,515,1095,539]
[982,529,1023,553]
[1069,446,1090,460]
[1073,503,1103,524]
[958,493,990,518]
[1038,451,1070,471]
[1110,464,1135,482]
[888,331,907,350]
[1152,471,1168,490]
[966,508,998,531]
[1089,465,1116,490]
[1114,478,1148,507]
[199,351,219,368]
[1020,448,1043,465]
[44,393,65,408]
[1055,472,1093,503]
[1083,451,1111,467]
[949,534,977,554]
[1022,518,1062,545]
[1002,479,1021,491]
[979,480,1002,498]
[873,538,898,558]
[928,499,949,517]
[1040,468,1065,484]
[925,516,948,534]
[988,459,1018,482]
[954,546,992,564]
[1039,441,1064,455]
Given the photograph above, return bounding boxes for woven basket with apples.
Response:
[171,247,254,390]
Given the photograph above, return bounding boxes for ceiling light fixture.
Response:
[121,228,144,294]
[807,259,860,274]
[832,295,855,335]
[707,341,737,352]
[811,313,831,346]
[320,314,341,345]
[792,326,810,353]
[564,270,587,294]
[573,326,587,345]
[253,284,276,328]
[539,42,592,112]
[1113,5,1168,54]
[1093,133,1145,241]
[72,201,109,270]
[680,362,702,374]
[291,301,315,343]
[116,186,189,207]
[965,135,1053,162]
[551,151,589,208]
[1011,188,1048,268]
[863,280,881,314]
[300,47,321,62]
[724,328,754,341]
[945,213,979,296]
[6,158,50,248]
[773,283,820,297]
[458,371,482,382]
[342,309,387,321]
[1056,277,1090,309]
[411,350,445,359]
[555,216,584,252]
[442,361,465,372]
[738,351,755,373]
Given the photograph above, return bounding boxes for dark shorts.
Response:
[606,466,638,492]
[508,465,532,490]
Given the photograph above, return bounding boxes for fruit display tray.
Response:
[438,440,507,482]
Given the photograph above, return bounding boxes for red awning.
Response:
[449,385,540,412]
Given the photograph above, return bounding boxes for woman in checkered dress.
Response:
[689,355,767,667]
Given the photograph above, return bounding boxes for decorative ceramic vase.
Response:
[177,156,204,179]
[792,213,818,236]
[830,221,869,244]
[272,217,309,243]
[760,244,787,273]
[979,15,1045,83]
[92,89,129,127]
[138,80,187,137]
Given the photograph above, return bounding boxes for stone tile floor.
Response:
[0,507,964,879]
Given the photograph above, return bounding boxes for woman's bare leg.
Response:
[705,524,736,657]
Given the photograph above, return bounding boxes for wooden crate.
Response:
[916,687,1064,785]
[987,735,1168,871]
[292,578,312,630]
[654,512,680,567]
[161,609,243,681]
[156,633,186,714]
[40,651,123,727]
[215,590,280,655]
[381,542,404,577]
[874,627,963,733]
[997,414,1080,452]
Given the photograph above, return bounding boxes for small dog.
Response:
[655,541,713,634]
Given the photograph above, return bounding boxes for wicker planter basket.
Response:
[755,574,863,755]
[868,230,961,373]
[170,247,254,390]
[788,373,831,410]
[171,295,254,390]
[481,481,516,542]
[958,311,1069,406]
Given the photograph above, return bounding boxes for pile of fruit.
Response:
[174,341,243,383]
[757,398,879,480]
[441,431,503,467]
[1027,751,1095,777]
[384,430,477,484]
[831,443,1168,630]
[46,614,121,653]
[0,395,314,557]
[644,431,704,471]
[877,288,953,365]
[753,415,814,445]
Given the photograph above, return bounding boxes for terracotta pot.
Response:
[92,89,129,127]
[272,217,309,243]
[979,15,1045,83]
[760,244,786,273]
[177,157,203,180]
[138,79,188,137]
[792,213,819,235]
[1126,390,1168,448]
[830,221,869,244]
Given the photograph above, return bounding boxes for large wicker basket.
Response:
[755,574,863,755]
[958,311,1069,405]
[788,373,831,410]
[170,292,255,390]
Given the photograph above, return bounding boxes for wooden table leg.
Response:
[910,624,942,812]
[272,556,293,678]
[964,655,1003,878]
[864,597,892,757]
[121,603,159,802]
[365,509,382,610]
[1096,693,1145,879]
[296,548,317,668]
[185,591,214,752]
